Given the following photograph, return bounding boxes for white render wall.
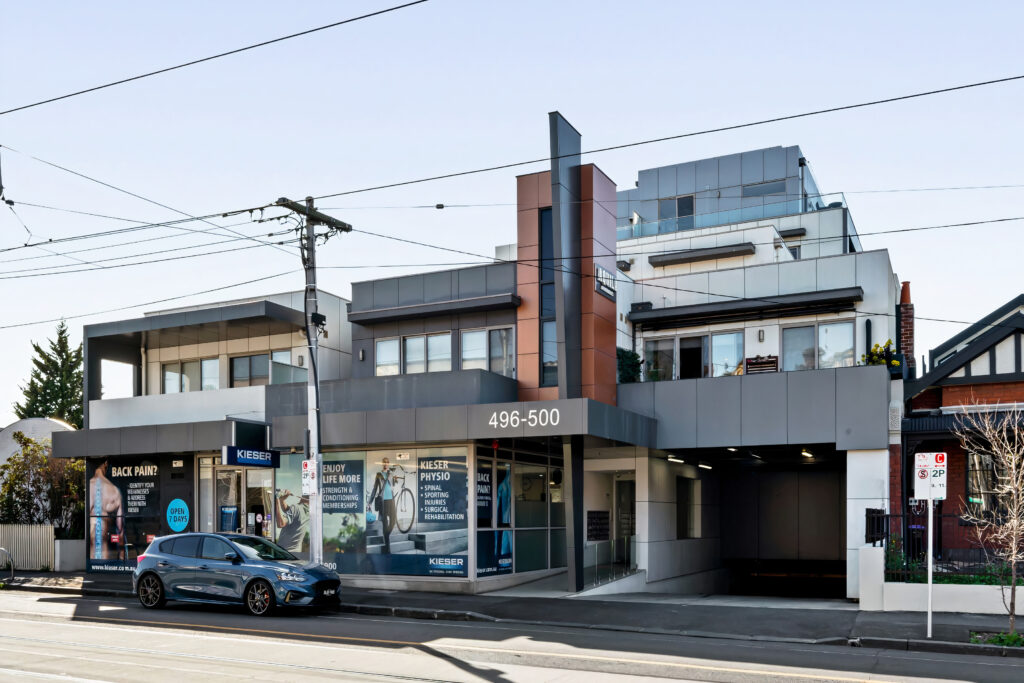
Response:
[846,448,890,598]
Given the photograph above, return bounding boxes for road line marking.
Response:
[0,665,107,682]
[0,644,249,680]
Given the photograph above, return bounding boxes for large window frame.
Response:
[539,208,558,387]
[376,333,453,377]
[658,194,696,232]
[643,330,744,381]
[780,320,856,371]
[460,326,516,378]
[162,357,219,393]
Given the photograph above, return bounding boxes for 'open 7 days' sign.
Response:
[914,452,947,501]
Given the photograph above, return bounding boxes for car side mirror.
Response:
[224,552,240,563]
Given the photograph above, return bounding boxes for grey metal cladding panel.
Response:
[196,421,231,450]
[156,423,193,452]
[696,158,718,190]
[658,166,675,198]
[485,309,516,326]
[53,430,87,458]
[351,341,373,379]
[740,372,788,445]
[635,169,657,200]
[676,163,696,195]
[585,401,656,447]
[741,150,764,184]
[764,147,787,180]
[366,408,415,444]
[617,382,654,419]
[696,377,742,448]
[718,154,741,187]
[835,366,890,450]
[787,370,836,444]
[424,315,456,333]
[323,411,366,447]
[121,426,157,454]
[415,405,469,442]
[423,271,453,303]
[351,322,373,341]
[271,416,306,449]
[398,275,425,306]
[351,282,373,312]
[87,429,121,456]
[398,318,426,336]
[654,380,697,449]
[373,279,399,309]
[486,263,515,295]
[457,267,486,298]
[478,373,520,404]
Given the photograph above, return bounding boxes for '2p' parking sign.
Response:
[914,452,947,501]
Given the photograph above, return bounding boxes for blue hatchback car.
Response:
[132,532,340,616]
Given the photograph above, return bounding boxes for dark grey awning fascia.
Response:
[628,286,864,329]
[648,243,755,267]
[84,300,305,340]
[51,419,253,458]
[779,228,807,238]
[348,293,521,324]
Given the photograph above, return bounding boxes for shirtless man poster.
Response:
[89,459,124,560]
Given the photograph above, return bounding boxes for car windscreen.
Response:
[230,536,297,561]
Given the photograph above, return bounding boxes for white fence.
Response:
[0,524,55,571]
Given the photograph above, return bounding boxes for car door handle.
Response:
[198,565,209,570]
[157,561,169,567]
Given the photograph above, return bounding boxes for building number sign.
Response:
[488,408,561,429]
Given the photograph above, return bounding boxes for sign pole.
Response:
[927,488,933,639]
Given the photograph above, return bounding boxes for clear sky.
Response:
[1,1,1022,425]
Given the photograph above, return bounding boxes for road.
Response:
[0,589,1020,682]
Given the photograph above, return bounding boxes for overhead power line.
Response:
[310,73,1024,201]
[0,1,431,117]
[0,270,301,330]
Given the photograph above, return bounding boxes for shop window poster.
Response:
[274,452,310,559]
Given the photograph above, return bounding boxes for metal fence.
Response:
[0,524,55,571]
[865,510,1016,584]
[583,536,637,588]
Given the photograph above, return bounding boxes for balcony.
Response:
[617,192,848,241]
[88,386,267,429]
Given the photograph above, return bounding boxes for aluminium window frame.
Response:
[161,357,220,394]
[643,328,745,381]
[460,325,516,378]
[227,350,290,388]
[779,318,857,371]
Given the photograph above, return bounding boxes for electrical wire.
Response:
[0,1,431,117]
[0,270,301,330]
[310,74,1024,200]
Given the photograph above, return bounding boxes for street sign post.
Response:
[914,452,947,639]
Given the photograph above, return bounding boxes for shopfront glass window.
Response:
[246,469,274,539]
[477,459,493,527]
[427,333,451,372]
[514,464,547,528]
[711,332,744,377]
[201,358,219,390]
[549,468,565,527]
[489,328,515,377]
[404,336,426,374]
[782,326,816,371]
[375,339,399,376]
[644,338,674,381]
[461,330,487,371]
[818,322,854,368]
[515,529,548,572]
[199,458,214,531]
[495,462,512,529]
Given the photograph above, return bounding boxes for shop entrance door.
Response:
[215,469,243,533]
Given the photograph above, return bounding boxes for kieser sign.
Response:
[221,446,280,468]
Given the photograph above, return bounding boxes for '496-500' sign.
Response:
[488,408,561,429]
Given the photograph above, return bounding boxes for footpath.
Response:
[3,571,1020,658]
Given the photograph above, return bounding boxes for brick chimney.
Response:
[899,281,915,377]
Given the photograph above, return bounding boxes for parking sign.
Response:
[914,452,947,501]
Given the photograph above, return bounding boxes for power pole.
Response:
[275,196,351,565]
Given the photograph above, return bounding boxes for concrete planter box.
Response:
[54,539,86,572]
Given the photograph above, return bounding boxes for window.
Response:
[644,338,674,381]
[427,333,451,372]
[163,358,218,393]
[230,354,270,387]
[539,208,558,386]
[658,194,695,231]
[711,331,743,377]
[404,336,425,374]
[461,328,515,377]
[678,336,708,379]
[781,322,855,370]
[967,452,999,514]
[782,326,816,371]
[818,322,854,368]
[170,535,200,558]
[742,180,787,197]
[788,245,801,260]
[375,339,400,376]
[200,537,234,560]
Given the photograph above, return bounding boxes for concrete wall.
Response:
[846,449,890,598]
[89,386,266,428]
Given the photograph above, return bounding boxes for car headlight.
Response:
[276,571,307,582]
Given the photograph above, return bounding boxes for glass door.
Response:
[216,469,243,533]
[246,469,274,539]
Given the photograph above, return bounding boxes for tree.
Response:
[13,320,83,429]
[0,432,85,539]
[956,404,1024,634]
[617,347,641,384]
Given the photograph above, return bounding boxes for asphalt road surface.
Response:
[0,589,1022,682]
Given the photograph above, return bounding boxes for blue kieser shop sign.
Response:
[221,446,280,468]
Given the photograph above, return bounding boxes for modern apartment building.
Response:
[55,115,903,599]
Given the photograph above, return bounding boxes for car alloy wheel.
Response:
[246,580,275,616]
[138,574,165,609]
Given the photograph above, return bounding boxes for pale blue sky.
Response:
[2,1,1023,424]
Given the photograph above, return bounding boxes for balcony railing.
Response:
[583,536,637,588]
[617,192,847,241]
